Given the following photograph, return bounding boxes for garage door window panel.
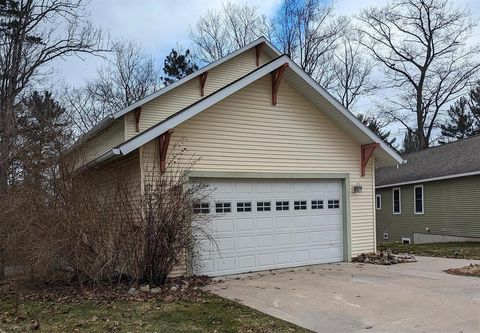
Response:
[294,200,307,210]
[194,202,210,214]
[237,202,252,212]
[276,201,290,211]
[215,202,231,213]
[311,200,324,209]
[257,201,271,211]
[328,200,340,209]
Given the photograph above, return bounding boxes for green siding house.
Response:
[375,136,480,244]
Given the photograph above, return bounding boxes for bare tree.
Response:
[358,0,480,150]
[65,40,162,136]
[0,0,104,193]
[86,40,162,114]
[332,25,376,111]
[189,2,270,63]
[272,0,346,89]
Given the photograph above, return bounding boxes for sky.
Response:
[55,0,480,85]
[52,0,480,141]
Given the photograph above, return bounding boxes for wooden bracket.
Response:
[134,107,142,132]
[361,143,380,177]
[255,42,264,66]
[199,72,208,96]
[271,63,288,105]
[158,129,174,173]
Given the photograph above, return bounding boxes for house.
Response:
[72,37,402,276]
[375,135,480,244]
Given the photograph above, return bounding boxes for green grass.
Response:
[0,293,310,333]
[378,242,480,260]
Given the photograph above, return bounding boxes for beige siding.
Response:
[125,48,273,139]
[74,119,125,169]
[140,75,376,256]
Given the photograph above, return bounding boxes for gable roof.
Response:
[74,37,282,149]
[376,134,480,188]
[90,55,404,168]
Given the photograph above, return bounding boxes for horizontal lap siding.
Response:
[141,75,375,256]
[125,48,272,139]
[74,119,125,169]
[376,175,480,242]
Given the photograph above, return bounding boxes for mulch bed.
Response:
[0,275,211,304]
[352,250,417,265]
[445,264,480,278]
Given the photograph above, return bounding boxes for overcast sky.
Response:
[55,0,480,86]
[53,0,480,142]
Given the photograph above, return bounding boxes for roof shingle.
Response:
[376,134,480,187]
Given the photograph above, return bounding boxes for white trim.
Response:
[413,184,424,215]
[376,170,480,189]
[392,187,401,215]
[375,194,382,210]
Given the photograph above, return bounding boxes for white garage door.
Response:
[194,178,344,276]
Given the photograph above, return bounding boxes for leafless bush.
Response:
[0,143,212,286]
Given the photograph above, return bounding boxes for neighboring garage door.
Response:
[194,178,344,276]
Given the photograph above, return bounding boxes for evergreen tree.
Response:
[440,97,479,144]
[400,130,419,154]
[469,81,480,122]
[18,91,71,187]
[162,49,198,86]
[357,114,396,146]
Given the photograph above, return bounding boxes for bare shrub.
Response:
[0,142,212,286]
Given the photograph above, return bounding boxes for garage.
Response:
[195,178,344,276]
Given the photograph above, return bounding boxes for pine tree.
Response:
[357,114,396,146]
[469,81,480,123]
[400,130,419,154]
[18,91,71,187]
[161,49,198,86]
[440,96,479,144]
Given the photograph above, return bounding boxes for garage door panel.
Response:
[275,216,292,229]
[255,217,273,231]
[195,178,344,276]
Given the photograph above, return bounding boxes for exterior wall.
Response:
[140,74,376,256]
[125,48,273,139]
[376,175,480,243]
[73,119,125,169]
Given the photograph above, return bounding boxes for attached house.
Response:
[376,135,480,244]
[72,37,402,276]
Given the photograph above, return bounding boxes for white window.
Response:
[393,188,401,214]
[311,200,324,209]
[414,185,424,214]
[328,199,340,209]
[294,200,307,210]
[376,194,382,210]
[215,202,231,213]
[193,202,210,214]
[237,202,252,212]
[256,201,271,212]
[276,201,290,211]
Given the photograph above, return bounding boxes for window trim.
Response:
[413,184,424,215]
[375,194,382,210]
[392,187,401,215]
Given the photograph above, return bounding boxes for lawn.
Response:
[378,242,480,260]
[0,292,310,333]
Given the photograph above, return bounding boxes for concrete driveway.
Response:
[205,256,480,333]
